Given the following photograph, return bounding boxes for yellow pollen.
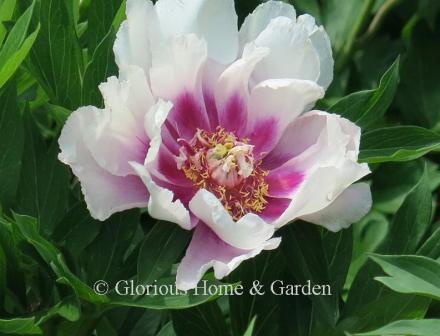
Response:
[180,127,269,221]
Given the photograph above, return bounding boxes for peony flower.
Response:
[59,0,372,290]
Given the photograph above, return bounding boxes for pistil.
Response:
[177,127,269,220]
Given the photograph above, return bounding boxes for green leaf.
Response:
[0,318,42,335]
[354,36,402,90]
[291,0,321,21]
[341,169,432,332]
[0,243,6,297]
[417,226,440,259]
[96,317,119,336]
[112,0,126,30]
[0,0,35,68]
[156,321,176,336]
[13,213,108,303]
[345,211,388,289]
[46,103,70,126]
[371,160,426,214]
[172,301,228,336]
[243,316,256,336]
[354,319,440,336]
[15,113,69,236]
[0,0,17,46]
[281,223,338,326]
[126,310,164,336]
[359,126,440,163]
[82,210,140,285]
[37,296,81,324]
[85,0,121,54]
[322,227,353,296]
[52,202,101,257]
[137,221,190,285]
[322,0,374,60]
[109,277,224,310]
[370,254,440,300]
[0,23,40,89]
[81,28,117,106]
[397,22,440,129]
[228,251,284,336]
[418,0,440,29]
[28,0,83,109]
[0,83,23,208]
[279,291,312,336]
[380,167,432,255]
[328,58,400,129]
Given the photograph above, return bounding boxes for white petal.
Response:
[266,111,359,171]
[215,43,269,132]
[59,107,149,221]
[176,224,280,290]
[150,34,207,100]
[239,1,296,47]
[83,68,154,177]
[297,14,334,89]
[243,79,324,155]
[119,65,155,121]
[249,79,324,122]
[144,99,174,164]
[251,17,320,85]
[216,43,269,102]
[270,111,371,227]
[301,183,372,231]
[131,162,192,230]
[274,162,370,227]
[114,0,160,72]
[129,98,192,230]
[155,0,239,64]
[189,189,275,250]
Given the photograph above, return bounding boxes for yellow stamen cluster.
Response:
[181,127,270,221]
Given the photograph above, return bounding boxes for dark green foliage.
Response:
[0,0,439,335]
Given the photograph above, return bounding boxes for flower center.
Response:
[177,127,269,220]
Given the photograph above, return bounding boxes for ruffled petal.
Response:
[239,1,296,47]
[189,189,276,250]
[150,34,208,101]
[131,162,193,230]
[251,17,320,86]
[301,183,372,232]
[274,161,370,228]
[245,78,324,155]
[266,111,370,228]
[59,107,149,221]
[297,14,334,89]
[130,100,194,230]
[176,224,280,290]
[155,0,239,64]
[215,43,269,135]
[114,0,160,72]
[263,110,353,171]
[84,67,154,177]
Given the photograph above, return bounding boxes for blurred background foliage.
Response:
[0,0,440,335]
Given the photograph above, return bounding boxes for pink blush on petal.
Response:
[203,89,219,130]
[266,169,304,198]
[246,117,279,157]
[260,197,291,222]
[219,93,247,136]
[168,92,210,140]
